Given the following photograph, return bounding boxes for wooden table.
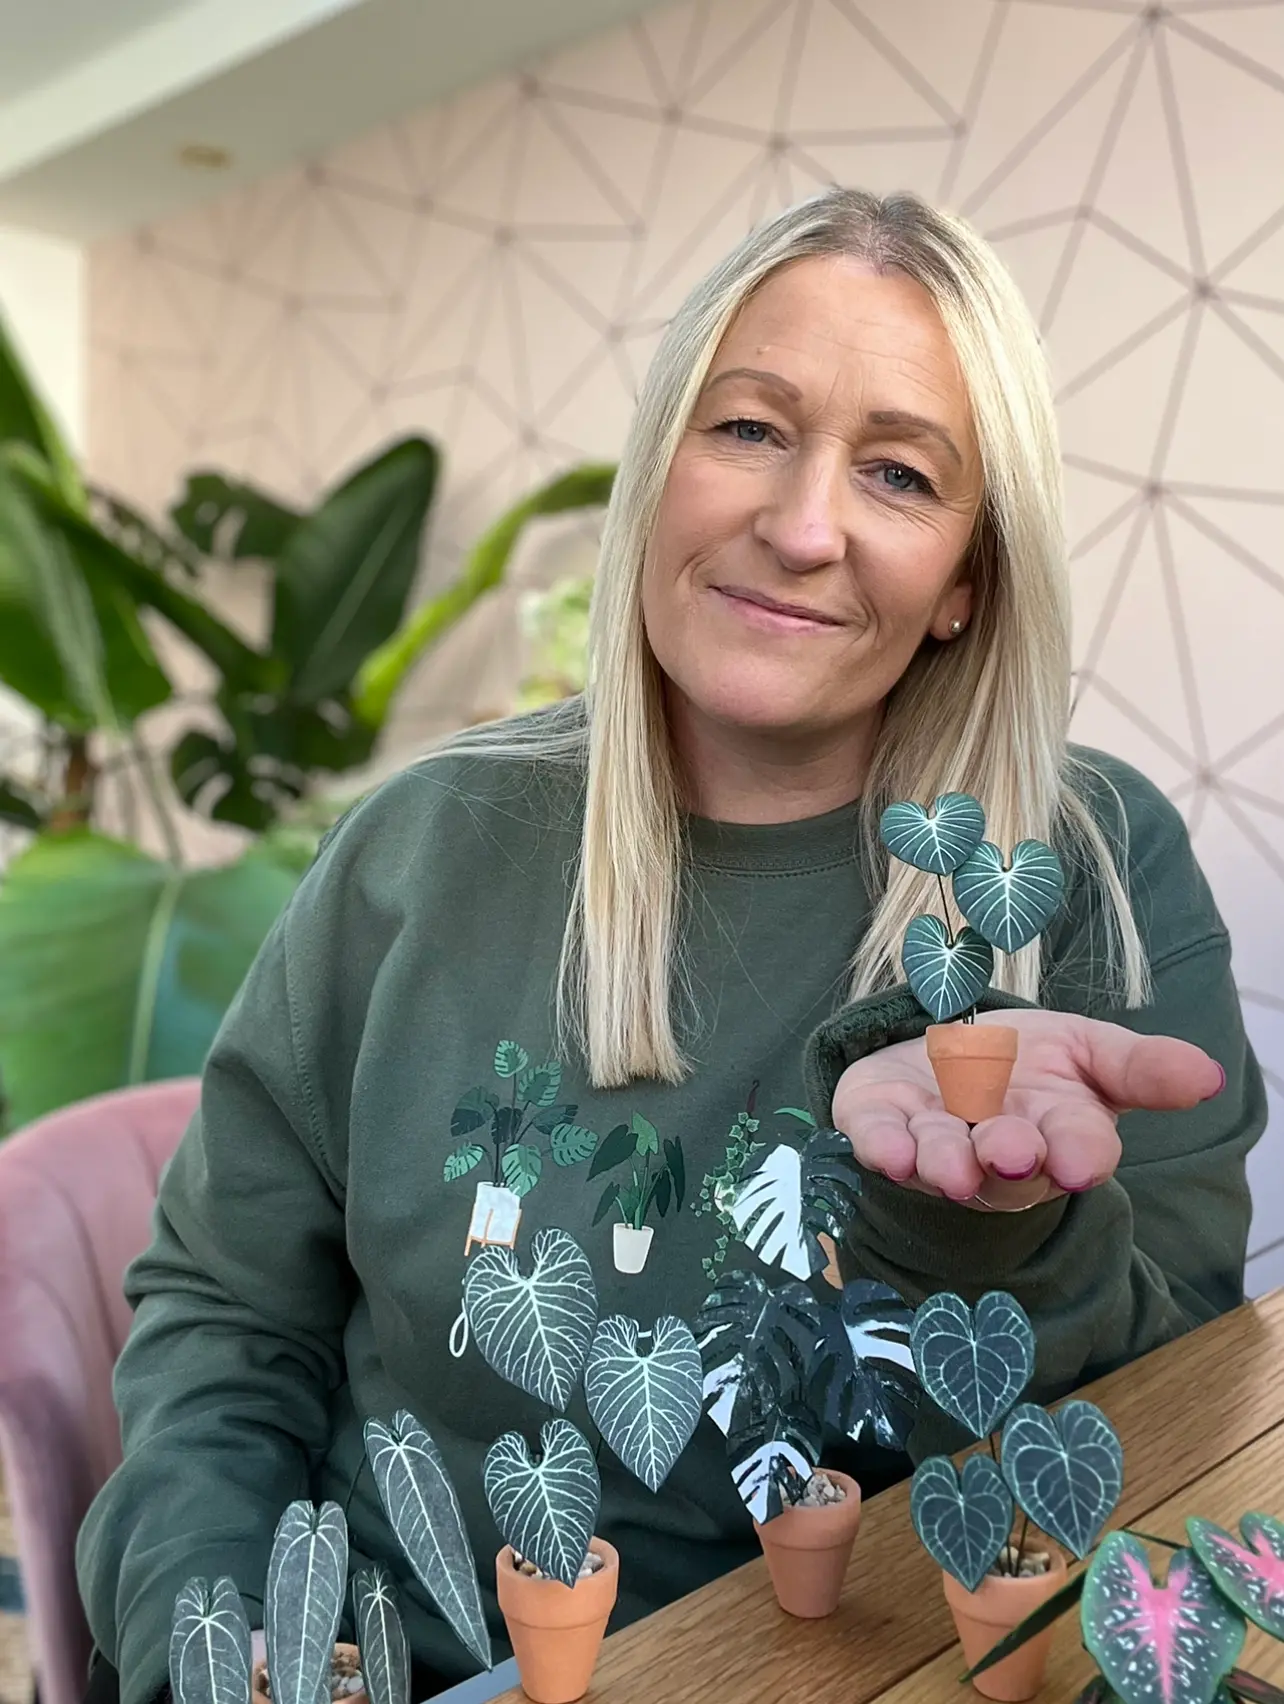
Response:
[484,1289,1284,1704]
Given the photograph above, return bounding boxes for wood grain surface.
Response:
[490,1290,1284,1704]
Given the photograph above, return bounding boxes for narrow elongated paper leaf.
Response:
[264,1501,348,1704]
[169,1577,252,1704]
[1187,1514,1284,1638]
[364,1412,490,1670]
[880,793,987,875]
[483,1420,600,1587]
[584,1315,702,1492]
[962,1571,1088,1682]
[1001,1400,1123,1559]
[911,1456,1013,1592]
[910,1291,1034,1440]
[728,1130,862,1281]
[953,839,1065,954]
[353,1567,412,1704]
[464,1228,597,1410]
[902,916,994,1022]
[1082,1536,1245,1704]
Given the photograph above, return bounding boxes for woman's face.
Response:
[643,255,984,750]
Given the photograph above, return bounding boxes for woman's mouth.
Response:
[712,585,845,634]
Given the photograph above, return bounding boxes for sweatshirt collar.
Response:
[683,796,865,874]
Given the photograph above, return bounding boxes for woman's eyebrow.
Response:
[703,365,804,402]
[866,408,962,467]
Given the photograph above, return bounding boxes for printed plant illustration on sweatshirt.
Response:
[694,1081,823,1282]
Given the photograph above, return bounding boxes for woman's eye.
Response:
[878,462,933,495]
[717,417,774,444]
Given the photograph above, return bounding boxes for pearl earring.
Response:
[948,618,964,637]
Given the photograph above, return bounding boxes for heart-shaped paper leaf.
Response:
[911,1291,1034,1440]
[952,839,1066,954]
[353,1567,412,1704]
[911,1455,1014,1592]
[364,1411,491,1670]
[728,1130,862,1281]
[902,915,994,1022]
[1082,1536,1245,1704]
[1001,1400,1123,1559]
[1187,1513,1284,1638]
[264,1501,348,1704]
[880,794,987,875]
[584,1315,702,1492]
[169,1577,252,1704]
[483,1419,601,1587]
[464,1227,597,1410]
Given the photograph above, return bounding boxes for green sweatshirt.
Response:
[76,725,1264,1703]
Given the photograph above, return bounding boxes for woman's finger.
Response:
[909,1110,983,1202]
[1072,1020,1223,1112]
[841,1101,919,1182]
[970,1113,1048,1182]
[1038,1099,1124,1193]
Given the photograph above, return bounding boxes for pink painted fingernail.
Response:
[1204,1063,1226,1100]
[994,1162,1038,1181]
[1063,1178,1095,1193]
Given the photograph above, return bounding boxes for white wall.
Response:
[0,224,85,452]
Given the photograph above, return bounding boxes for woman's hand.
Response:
[832,1009,1225,1211]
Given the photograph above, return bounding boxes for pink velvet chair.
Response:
[0,1078,201,1704]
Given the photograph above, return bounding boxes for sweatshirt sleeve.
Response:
[75,884,357,1703]
[802,757,1266,1456]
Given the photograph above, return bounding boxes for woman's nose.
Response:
[751,451,849,574]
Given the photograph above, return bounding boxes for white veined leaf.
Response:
[364,1413,491,1670]
[910,1291,1034,1441]
[264,1501,347,1704]
[483,1420,600,1586]
[169,1577,252,1704]
[584,1315,702,1492]
[353,1566,411,1704]
[464,1227,597,1409]
[879,793,986,875]
[728,1132,862,1281]
[952,839,1065,954]
[910,1457,1013,1593]
[902,915,994,1022]
[729,1439,814,1525]
[1001,1399,1123,1560]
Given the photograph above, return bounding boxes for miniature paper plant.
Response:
[910,1291,1035,1441]
[724,1127,863,1283]
[353,1567,412,1704]
[910,1457,1015,1594]
[264,1501,349,1704]
[483,1418,602,1586]
[364,1412,492,1671]
[583,1315,703,1493]
[1000,1399,1124,1561]
[1187,1514,1284,1639]
[463,1227,599,1410]
[169,1577,253,1704]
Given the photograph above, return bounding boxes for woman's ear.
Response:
[931,579,974,642]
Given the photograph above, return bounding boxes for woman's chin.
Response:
[676,672,836,739]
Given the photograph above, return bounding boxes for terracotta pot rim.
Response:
[753,1471,862,1549]
[926,1022,1020,1058]
[495,1539,620,1630]
[941,1549,1069,1628]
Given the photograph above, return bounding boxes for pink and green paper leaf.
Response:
[1187,1515,1284,1639]
[1082,1534,1246,1704]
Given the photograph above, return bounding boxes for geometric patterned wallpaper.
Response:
[86,0,1284,1286]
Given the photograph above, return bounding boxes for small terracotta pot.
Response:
[927,1024,1019,1123]
[943,1550,1069,1701]
[496,1539,619,1704]
[752,1471,862,1618]
[252,1643,369,1704]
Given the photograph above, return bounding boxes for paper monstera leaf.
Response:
[353,1567,412,1704]
[910,1291,1035,1441]
[364,1411,491,1671]
[880,793,986,875]
[952,838,1065,955]
[727,1412,823,1524]
[1186,1513,1284,1638]
[902,915,995,1023]
[1082,1535,1245,1704]
[695,1269,821,1439]
[264,1502,348,1704]
[727,1129,862,1281]
[463,1226,598,1409]
[584,1314,702,1493]
[911,1456,1014,1592]
[483,1419,601,1586]
[1000,1399,1123,1559]
[807,1279,920,1452]
[169,1577,252,1704]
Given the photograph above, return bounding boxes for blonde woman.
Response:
[79,189,1263,1703]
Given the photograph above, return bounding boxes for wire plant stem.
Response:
[1013,1512,1030,1575]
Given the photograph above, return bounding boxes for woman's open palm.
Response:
[832,1009,1225,1211]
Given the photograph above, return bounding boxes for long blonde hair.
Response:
[438,187,1149,1087]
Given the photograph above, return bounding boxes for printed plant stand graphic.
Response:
[464,1182,523,1257]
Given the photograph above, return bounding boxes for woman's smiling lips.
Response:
[712,584,846,634]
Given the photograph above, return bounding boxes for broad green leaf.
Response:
[584,1315,702,1492]
[451,1087,498,1140]
[494,1040,529,1078]
[0,830,299,1127]
[902,914,994,1022]
[169,1577,252,1704]
[774,1106,817,1127]
[653,1169,672,1217]
[93,489,203,578]
[592,1182,619,1226]
[631,1111,659,1156]
[271,437,438,702]
[729,1130,862,1281]
[953,838,1066,954]
[664,1136,686,1211]
[463,1228,597,1409]
[363,1412,490,1671]
[880,793,986,875]
[550,1123,597,1166]
[264,1501,348,1704]
[1187,1515,1284,1638]
[910,1290,1034,1441]
[911,1455,1013,1592]
[483,1421,600,1587]
[500,1142,542,1197]
[0,310,83,504]
[353,1568,412,1704]
[1001,1400,1123,1559]
[353,463,615,727]
[530,1100,577,1135]
[169,471,303,560]
[518,1059,561,1107]
[588,1121,636,1179]
[443,1143,486,1183]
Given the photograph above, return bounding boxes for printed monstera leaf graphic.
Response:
[910,1456,1014,1593]
[464,1227,598,1409]
[483,1420,601,1586]
[695,1269,821,1439]
[1001,1399,1123,1559]
[727,1129,862,1281]
[910,1291,1035,1440]
[584,1315,702,1493]
[901,915,994,1023]
[952,839,1066,955]
[364,1412,491,1671]
[879,793,987,875]
[169,1577,252,1704]
[264,1501,348,1704]
[807,1280,920,1452]
[1082,1536,1245,1704]
[1187,1513,1284,1638]
[353,1567,412,1704]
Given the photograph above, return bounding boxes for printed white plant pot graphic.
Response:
[464,1182,522,1256]
[613,1223,654,1274]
